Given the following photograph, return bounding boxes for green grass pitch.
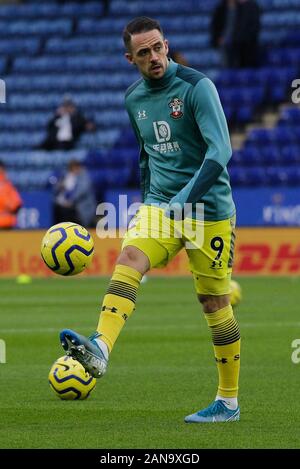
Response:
[0,276,299,449]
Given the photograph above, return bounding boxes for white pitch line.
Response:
[0,327,60,334]
[0,297,96,304]
[1,322,300,334]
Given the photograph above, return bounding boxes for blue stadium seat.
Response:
[266,166,300,185]
[114,128,138,148]
[279,107,300,123]
[0,38,40,55]
[236,105,255,124]
[215,70,237,87]
[240,147,262,166]
[2,149,86,171]
[160,15,213,32]
[0,131,45,150]
[269,84,288,103]
[0,112,51,130]
[106,148,137,166]
[220,105,234,122]
[94,110,129,128]
[167,33,209,50]
[8,169,53,190]
[261,146,282,165]
[1,1,99,20]
[103,168,131,187]
[5,72,139,92]
[233,69,257,85]
[8,93,62,110]
[228,167,248,186]
[183,50,221,69]
[281,145,300,164]
[14,56,68,73]
[8,91,124,111]
[268,47,300,66]
[260,29,286,46]
[220,87,265,106]
[45,36,123,54]
[259,0,300,10]
[247,128,272,145]
[270,126,296,144]
[78,129,121,149]
[77,18,127,35]
[285,166,300,185]
[263,11,300,28]
[59,2,103,17]
[13,55,130,73]
[246,167,268,186]
[0,57,6,74]
[266,167,289,185]
[0,0,299,185]
[280,31,300,46]
[0,19,72,37]
[229,150,244,167]
[110,0,216,15]
[0,3,59,18]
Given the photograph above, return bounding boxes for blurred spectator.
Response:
[211,0,261,68]
[38,96,95,151]
[53,160,97,227]
[169,50,189,66]
[0,161,22,229]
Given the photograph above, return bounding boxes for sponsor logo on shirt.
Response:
[169,97,183,119]
[152,121,181,153]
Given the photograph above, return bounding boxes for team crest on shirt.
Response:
[169,97,184,119]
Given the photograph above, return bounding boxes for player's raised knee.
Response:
[117,246,150,274]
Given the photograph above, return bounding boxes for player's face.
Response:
[125,29,169,80]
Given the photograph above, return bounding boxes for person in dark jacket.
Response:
[211,0,261,68]
[39,97,95,151]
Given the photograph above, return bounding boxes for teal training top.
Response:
[125,59,235,221]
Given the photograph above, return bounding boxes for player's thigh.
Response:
[122,204,183,268]
[186,217,235,296]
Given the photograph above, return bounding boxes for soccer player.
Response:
[60,17,240,423]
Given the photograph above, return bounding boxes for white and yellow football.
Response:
[41,222,94,276]
[230,279,242,307]
[48,356,96,400]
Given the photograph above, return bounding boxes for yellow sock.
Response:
[97,264,142,352]
[204,305,240,398]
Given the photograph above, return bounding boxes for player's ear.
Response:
[164,39,169,55]
[125,52,135,65]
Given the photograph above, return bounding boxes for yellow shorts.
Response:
[122,205,236,296]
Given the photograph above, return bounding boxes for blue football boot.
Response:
[60,329,108,378]
[185,400,240,423]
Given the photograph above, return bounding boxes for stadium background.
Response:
[1,0,300,278]
[0,0,300,452]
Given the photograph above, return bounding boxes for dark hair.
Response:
[123,16,164,51]
[0,160,5,169]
